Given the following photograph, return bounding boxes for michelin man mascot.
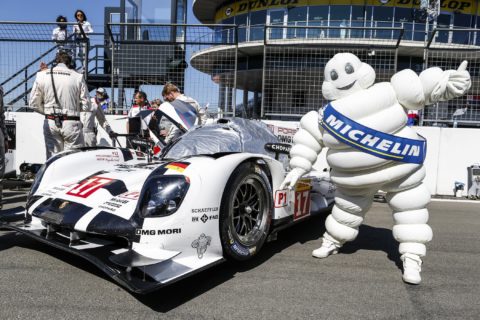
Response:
[281,53,471,284]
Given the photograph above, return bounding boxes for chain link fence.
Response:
[0,22,91,110]
[1,22,480,127]
[108,23,238,116]
[421,28,480,127]
[262,25,402,119]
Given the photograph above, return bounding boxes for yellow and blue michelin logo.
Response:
[320,103,426,164]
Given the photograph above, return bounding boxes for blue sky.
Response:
[0,0,120,26]
[0,0,200,25]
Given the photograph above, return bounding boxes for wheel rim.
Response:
[230,175,269,246]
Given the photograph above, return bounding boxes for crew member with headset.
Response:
[29,51,90,159]
[81,88,116,147]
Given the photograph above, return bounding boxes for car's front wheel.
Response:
[220,162,272,261]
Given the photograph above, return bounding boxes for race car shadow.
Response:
[0,214,401,312]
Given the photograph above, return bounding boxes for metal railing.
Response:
[1,21,480,127]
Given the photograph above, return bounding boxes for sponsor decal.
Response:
[66,176,113,198]
[96,151,120,163]
[274,189,288,208]
[266,124,298,145]
[165,162,189,173]
[58,201,69,209]
[41,185,68,197]
[99,197,130,212]
[135,228,182,236]
[293,178,311,221]
[191,233,211,259]
[119,191,141,200]
[192,213,219,223]
[398,0,471,13]
[191,207,219,214]
[217,0,473,21]
[231,242,250,256]
[265,143,291,154]
[237,0,299,14]
[321,103,426,164]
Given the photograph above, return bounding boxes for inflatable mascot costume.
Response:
[281,53,471,284]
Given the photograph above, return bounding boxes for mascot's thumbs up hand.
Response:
[431,60,471,102]
[280,167,307,190]
[446,61,471,97]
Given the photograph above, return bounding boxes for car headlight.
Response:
[140,175,190,218]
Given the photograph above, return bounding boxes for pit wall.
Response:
[13,113,480,197]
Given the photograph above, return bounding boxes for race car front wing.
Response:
[0,213,223,294]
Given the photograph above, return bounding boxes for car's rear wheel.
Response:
[220,162,272,261]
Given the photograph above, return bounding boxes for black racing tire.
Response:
[219,161,273,261]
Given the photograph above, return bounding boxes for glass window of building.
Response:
[436,14,452,43]
[139,0,172,23]
[268,9,286,40]
[330,6,351,38]
[236,14,248,42]
[373,5,393,39]
[452,13,472,44]
[351,6,366,38]
[308,6,328,38]
[287,6,307,38]
[176,0,186,39]
[249,10,267,41]
[221,17,234,43]
[394,7,413,40]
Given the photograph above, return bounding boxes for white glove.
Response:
[431,61,471,102]
[280,167,307,190]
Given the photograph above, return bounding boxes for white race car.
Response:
[0,103,334,293]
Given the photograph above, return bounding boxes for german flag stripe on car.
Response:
[165,162,190,173]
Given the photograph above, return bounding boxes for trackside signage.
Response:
[215,0,476,21]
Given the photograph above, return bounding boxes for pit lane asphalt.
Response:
[1,189,479,320]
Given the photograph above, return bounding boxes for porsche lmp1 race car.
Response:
[0,102,335,294]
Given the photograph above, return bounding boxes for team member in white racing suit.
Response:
[29,51,90,158]
[81,90,115,147]
[281,53,471,284]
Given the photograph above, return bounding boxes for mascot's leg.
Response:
[313,187,376,258]
[385,181,432,285]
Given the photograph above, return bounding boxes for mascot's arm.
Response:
[280,111,323,190]
[390,69,426,110]
[419,61,471,106]
[391,61,471,110]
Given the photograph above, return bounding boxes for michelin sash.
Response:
[320,103,426,164]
